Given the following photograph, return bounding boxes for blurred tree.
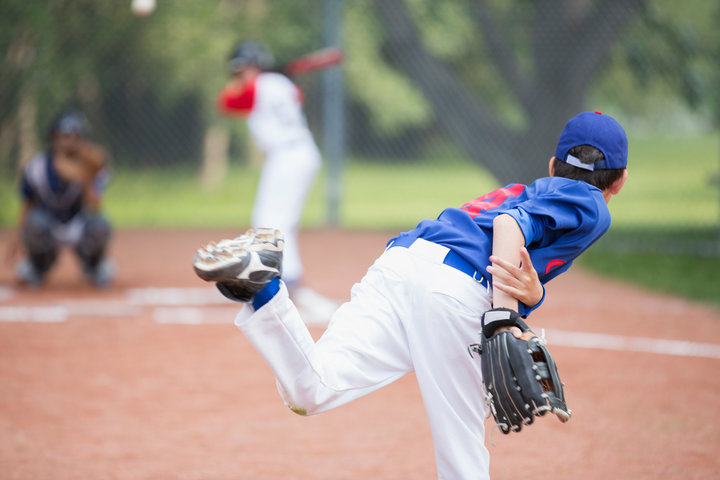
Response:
[0,0,325,174]
[0,0,183,169]
[373,0,649,183]
[367,0,718,184]
[2,0,717,186]
[595,0,720,127]
[0,2,44,171]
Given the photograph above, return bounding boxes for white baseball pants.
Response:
[235,241,493,479]
[252,141,321,286]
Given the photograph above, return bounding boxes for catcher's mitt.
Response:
[54,141,108,185]
[469,307,571,434]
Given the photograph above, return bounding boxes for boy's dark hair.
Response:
[553,145,625,190]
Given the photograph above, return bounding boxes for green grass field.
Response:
[110,133,718,232]
[1,133,718,307]
[577,250,720,308]
[96,157,500,231]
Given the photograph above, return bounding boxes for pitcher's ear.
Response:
[549,156,557,176]
[609,169,629,195]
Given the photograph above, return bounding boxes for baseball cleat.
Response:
[83,258,115,289]
[15,258,43,288]
[193,228,284,302]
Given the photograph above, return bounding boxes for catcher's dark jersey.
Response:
[388,176,611,314]
[21,151,84,224]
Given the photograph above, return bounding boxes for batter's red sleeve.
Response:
[218,79,256,115]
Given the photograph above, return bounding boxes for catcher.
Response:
[192,111,628,478]
[9,109,114,288]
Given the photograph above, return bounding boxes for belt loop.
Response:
[472,270,489,288]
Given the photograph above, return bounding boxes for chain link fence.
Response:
[2,0,718,255]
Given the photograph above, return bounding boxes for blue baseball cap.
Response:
[554,111,628,170]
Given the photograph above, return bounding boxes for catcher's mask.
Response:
[49,110,90,140]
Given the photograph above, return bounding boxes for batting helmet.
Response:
[228,41,274,73]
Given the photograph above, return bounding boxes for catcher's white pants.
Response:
[252,141,321,286]
[235,241,492,480]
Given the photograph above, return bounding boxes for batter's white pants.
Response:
[252,141,321,286]
[235,241,492,479]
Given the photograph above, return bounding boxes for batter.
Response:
[218,41,321,289]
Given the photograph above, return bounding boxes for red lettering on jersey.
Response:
[545,259,566,274]
[461,184,526,217]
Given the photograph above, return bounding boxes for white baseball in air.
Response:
[131,0,156,16]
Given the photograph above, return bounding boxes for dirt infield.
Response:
[1,229,719,480]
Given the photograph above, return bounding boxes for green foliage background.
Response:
[2,0,719,173]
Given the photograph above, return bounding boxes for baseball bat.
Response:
[282,47,344,76]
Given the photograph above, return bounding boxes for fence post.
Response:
[322,0,345,227]
[717,129,720,255]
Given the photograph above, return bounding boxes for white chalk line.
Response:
[153,306,238,325]
[151,305,331,327]
[545,329,720,360]
[1,287,719,359]
[0,306,68,323]
[126,286,228,306]
[0,286,334,327]
[0,286,222,323]
[0,303,142,323]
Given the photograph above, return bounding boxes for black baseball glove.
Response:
[469,307,571,434]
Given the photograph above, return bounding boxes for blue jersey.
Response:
[389,177,611,313]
